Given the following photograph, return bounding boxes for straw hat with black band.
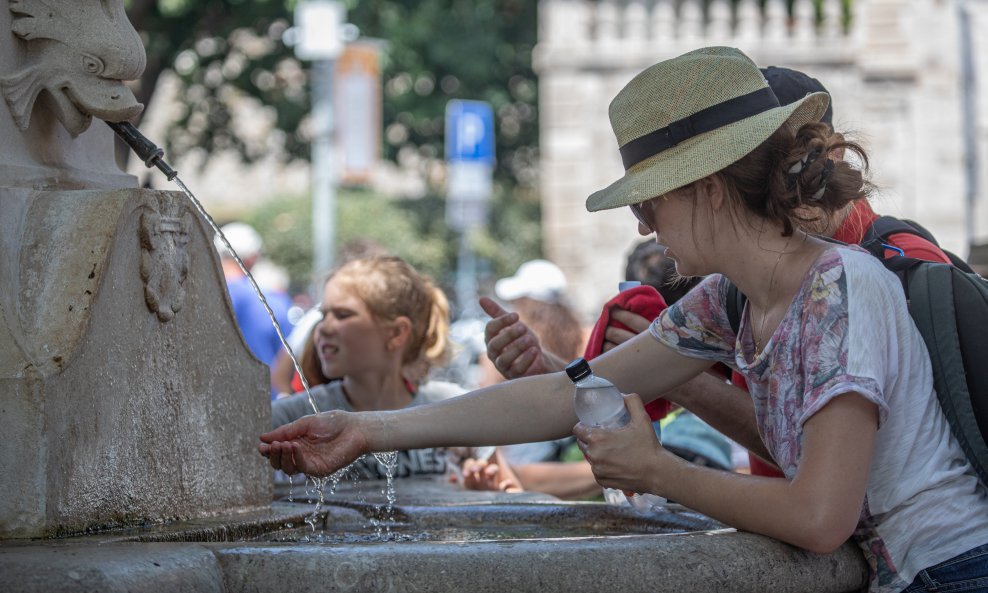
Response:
[586,47,831,213]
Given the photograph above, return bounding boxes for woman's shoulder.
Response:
[807,245,905,310]
[821,244,899,286]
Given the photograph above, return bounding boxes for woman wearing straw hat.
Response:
[260,47,988,592]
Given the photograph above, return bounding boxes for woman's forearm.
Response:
[655,458,836,550]
[366,371,578,453]
[363,332,711,456]
[646,393,876,554]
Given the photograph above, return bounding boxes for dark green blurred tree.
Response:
[245,189,453,296]
[125,0,542,295]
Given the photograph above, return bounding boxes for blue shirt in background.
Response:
[226,276,293,394]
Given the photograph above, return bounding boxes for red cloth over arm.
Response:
[583,285,671,421]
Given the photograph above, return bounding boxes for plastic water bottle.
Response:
[566,358,630,429]
[565,358,664,513]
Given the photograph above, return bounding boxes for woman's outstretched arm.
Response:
[259,330,713,477]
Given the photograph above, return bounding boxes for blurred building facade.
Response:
[535,0,988,320]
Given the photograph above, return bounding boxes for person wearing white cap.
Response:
[260,47,988,591]
[493,259,568,304]
[483,259,582,384]
[479,260,579,382]
[484,260,585,469]
[216,222,293,394]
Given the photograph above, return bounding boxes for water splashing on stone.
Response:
[303,476,329,534]
[371,452,399,540]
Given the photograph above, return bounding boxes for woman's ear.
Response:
[703,175,726,211]
[387,316,413,352]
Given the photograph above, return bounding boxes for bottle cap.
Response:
[618,280,641,292]
[564,358,592,383]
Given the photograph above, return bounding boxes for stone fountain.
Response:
[0,3,869,591]
[0,0,269,538]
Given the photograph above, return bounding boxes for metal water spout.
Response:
[105,121,178,181]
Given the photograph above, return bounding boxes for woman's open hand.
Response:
[258,410,369,477]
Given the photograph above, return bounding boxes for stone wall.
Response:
[535,0,988,320]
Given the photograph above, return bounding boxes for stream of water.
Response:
[174,176,408,541]
[172,176,321,417]
[112,122,412,542]
[105,120,318,414]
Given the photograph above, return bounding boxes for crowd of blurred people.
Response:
[226,60,942,507]
[216,218,738,502]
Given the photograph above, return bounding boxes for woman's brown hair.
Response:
[716,122,871,236]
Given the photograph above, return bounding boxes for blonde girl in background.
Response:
[271,255,465,481]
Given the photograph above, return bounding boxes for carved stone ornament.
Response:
[139,194,192,323]
[2,0,146,136]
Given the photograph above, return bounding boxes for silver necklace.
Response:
[752,232,805,352]
[754,249,785,353]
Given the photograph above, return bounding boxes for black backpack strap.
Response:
[863,216,975,273]
[725,281,747,335]
[861,216,919,259]
[879,254,928,303]
[868,216,940,245]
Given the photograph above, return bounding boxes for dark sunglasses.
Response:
[629,199,654,231]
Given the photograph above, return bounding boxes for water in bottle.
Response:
[565,357,665,513]
[567,356,628,421]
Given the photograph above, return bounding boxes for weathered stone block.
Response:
[0,188,271,538]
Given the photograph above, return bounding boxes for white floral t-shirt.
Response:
[650,246,988,592]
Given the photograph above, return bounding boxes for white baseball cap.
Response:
[494,259,568,304]
[215,222,263,259]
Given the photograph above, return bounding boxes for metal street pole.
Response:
[456,229,479,318]
[958,0,978,250]
[293,0,346,282]
[445,100,495,320]
[311,59,336,277]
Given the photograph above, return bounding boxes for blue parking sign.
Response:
[445,100,495,164]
